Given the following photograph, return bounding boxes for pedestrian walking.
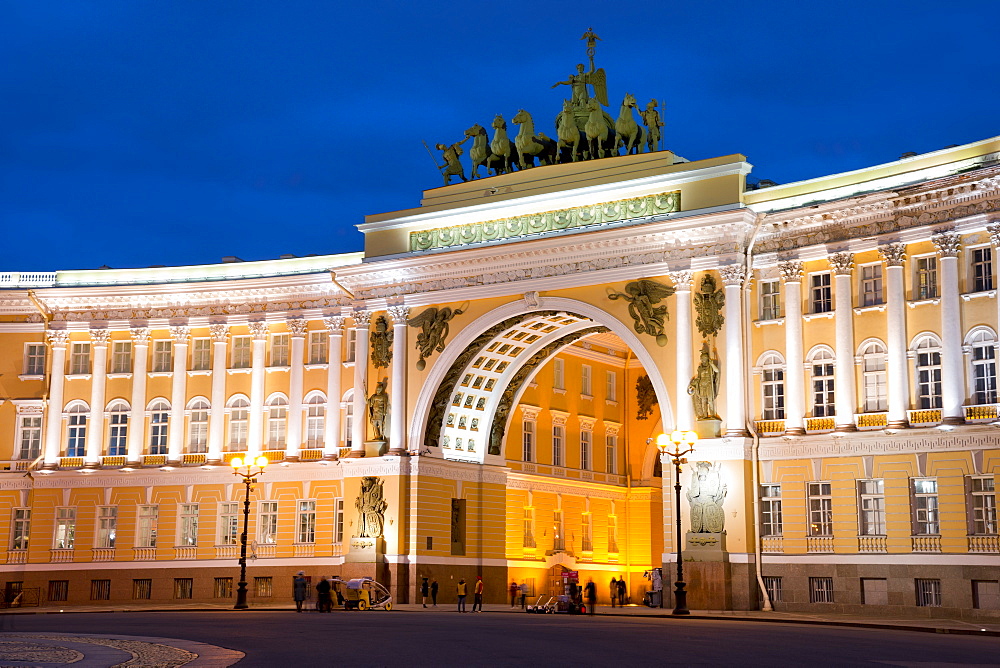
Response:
[421,577,430,608]
[617,577,627,605]
[431,578,439,606]
[457,579,468,612]
[610,576,618,608]
[293,571,308,613]
[315,575,332,612]
[584,578,597,616]
[519,581,529,609]
[509,580,519,608]
[472,576,484,612]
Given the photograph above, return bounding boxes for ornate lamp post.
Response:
[656,430,698,615]
[230,455,268,610]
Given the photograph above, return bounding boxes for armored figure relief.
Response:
[687,461,727,533]
[693,273,725,339]
[635,374,658,420]
[608,279,674,346]
[354,476,388,539]
[688,342,721,420]
[370,315,393,368]
[367,380,390,441]
[408,306,465,370]
[435,138,468,185]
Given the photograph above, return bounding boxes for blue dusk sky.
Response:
[2,1,997,272]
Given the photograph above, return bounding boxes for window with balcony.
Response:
[808,482,833,536]
[605,434,617,475]
[187,399,209,453]
[220,502,239,545]
[522,419,535,462]
[969,329,997,405]
[297,500,316,543]
[228,397,249,451]
[65,403,88,457]
[97,507,117,548]
[858,479,885,536]
[859,340,888,412]
[137,506,158,548]
[760,484,782,536]
[969,476,997,535]
[551,425,564,467]
[760,353,785,420]
[266,395,287,450]
[54,508,75,549]
[258,501,278,545]
[148,400,169,455]
[179,504,199,546]
[17,415,42,460]
[305,394,326,448]
[912,479,939,535]
[809,348,835,417]
[107,402,128,456]
[914,336,943,409]
[579,430,592,470]
[11,509,30,550]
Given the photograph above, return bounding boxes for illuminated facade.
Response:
[1,138,999,617]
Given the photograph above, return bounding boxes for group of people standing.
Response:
[609,576,629,607]
[421,575,485,612]
[292,571,341,612]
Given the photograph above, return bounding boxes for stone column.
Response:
[933,231,964,424]
[720,265,748,436]
[323,316,345,459]
[42,330,69,467]
[881,243,910,428]
[350,310,371,457]
[126,327,150,465]
[779,261,805,435]
[988,224,1000,352]
[85,328,110,466]
[207,323,229,464]
[387,305,410,455]
[667,271,694,432]
[167,325,190,464]
[285,318,307,460]
[247,321,269,456]
[829,252,858,431]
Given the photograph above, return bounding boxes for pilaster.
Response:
[779,261,805,435]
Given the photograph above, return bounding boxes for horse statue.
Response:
[615,92,647,156]
[464,124,493,179]
[488,115,517,176]
[555,99,586,163]
[583,98,616,160]
[512,109,557,170]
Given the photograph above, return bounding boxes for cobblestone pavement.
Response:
[0,631,243,667]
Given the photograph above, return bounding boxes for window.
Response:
[137,506,158,548]
[522,506,535,548]
[859,341,888,412]
[581,365,592,396]
[17,415,42,460]
[859,264,883,306]
[214,577,233,598]
[10,509,30,550]
[70,342,91,375]
[152,340,173,372]
[187,399,209,453]
[266,396,287,450]
[107,404,128,456]
[912,479,939,535]
[973,580,1000,610]
[580,430,592,470]
[148,400,169,455]
[552,508,564,551]
[309,331,328,364]
[91,579,111,601]
[174,578,193,599]
[809,577,834,603]
[97,507,117,548]
[345,329,357,363]
[971,246,994,292]
[760,354,785,420]
[808,482,833,536]
[24,343,45,376]
[297,500,316,543]
[970,330,997,405]
[259,501,278,545]
[343,391,354,449]
[582,513,593,552]
[334,499,344,544]
[191,338,211,371]
[915,256,938,299]
[552,425,564,467]
[522,420,535,462]
[858,479,885,536]
[810,272,832,313]
[608,510,619,553]
[762,576,782,603]
[305,394,325,448]
[48,580,68,602]
[760,484,782,536]
[553,358,565,390]
[606,371,617,401]
[605,434,617,474]
[914,337,943,409]
[969,476,997,535]
[915,579,941,607]
[111,340,132,374]
[760,279,780,320]
[254,576,273,597]
[271,334,289,366]
[66,404,87,457]
[861,578,888,605]
[54,508,75,549]
[809,349,835,417]
[133,578,152,600]
[228,398,249,450]
[231,336,251,369]
[220,502,239,545]
[179,504,199,546]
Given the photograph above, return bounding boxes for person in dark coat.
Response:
[293,572,308,612]
[431,578,439,606]
[315,576,332,612]
[584,578,597,616]
[421,577,430,608]
[617,577,627,605]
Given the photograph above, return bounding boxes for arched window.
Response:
[342,389,354,449]
[808,347,835,417]
[65,402,89,457]
[228,396,250,451]
[305,392,326,449]
[266,395,288,450]
[968,329,997,405]
[913,335,943,409]
[759,353,785,420]
[148,399,170,455]
[187,398,210,453]
[107,401,129,456]
[858,340,888,413]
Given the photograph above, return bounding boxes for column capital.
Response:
[209,323,230,342]
[879,243,907,267]
[931,230,962,258]
[287,318,308,337]
[666,270,694,290]
[778,260,803,281]
[130,327,151,345]
[352,309,373,328]
[46,329,69,347]
[169,325,191,343]
[718,265,746,287]
[987,223,1000,247]
[828,252,854,275]
[387,305,410,325]
[323,315,346,333]
[89,328,111,346]
[248,321,269,340]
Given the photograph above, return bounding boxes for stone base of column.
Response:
[126,459,142,467]
[387,448,409,456]
[322,453,339,461]
[345,450,367,458]
[166,459,182,466]
[40,462,58,471]
[942,416,965,426]
[784,428,806,436]
[283,455,300,462]
[834,424,857,433]
[206,458,223,465]
[886,420,909,429]
[85,460,101,468]
[723,429,749,438]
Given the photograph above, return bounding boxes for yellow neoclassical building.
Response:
[1,136,999,618]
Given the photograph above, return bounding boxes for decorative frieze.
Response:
[828,252,854,275]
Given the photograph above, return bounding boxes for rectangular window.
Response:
[811,360,835,417]
[608,514,619,554]
[810,272,832,313]
[191,338,211,371]
[972,246,994,292]
[334,499,344,544]
[220,502,239,545]
[915,256,938,299]
[231,336,251,368]
[297,500,316,544]
[48,580,68,602]
[152,340,173,373]
[258,501,278,545]
[214,577,233,598]
[136,506,157,548]
[305,402,324,448]
[762,576,782,603]
[309,331,328,364]
[553,359,565,390]
[760,484,782,536]
[188,404,208,453]
[107,411,128,456]
[809,577,834,603]
[97,507,117,548]
[580,431,592,470]
[860,264,883,306]
[915,578,941,607]
[70,342,91,375]
[522,506,535,548]
[917,348,943,409]
[581,365,592,396]
[17,416,42,460]
[552,425,564,467]
[54,508,75,549]
[760,279,781,320]
[582,513,593,552]
[552,509,564,551]
[862,347,888,413]
[808,482,833,536]
[254,576,272,597]
[179,504,199,546]
[24,343,46,376]
[858,479,886,536]
[66,412,87,457]
[861,578,888,605]
[271,334,289,366]
[912,479,939,535]
[11,509,30,550]
[90,579,111,601]
[345,329,357,363]
[174,578,193,599]
[969,476,997,535]
[149,409,169,455]
[133,579,152,600]
[762,366,785,420]
[522,420,535,462]
[606,371,617,401]
[973,341,997,405]
[605,434,617,474]
[973,580,1000,610]
[111,340,132,374]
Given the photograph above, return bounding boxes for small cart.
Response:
[341,577,393,611]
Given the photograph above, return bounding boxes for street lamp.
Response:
[656,430,698,615]
[230,455,268,610]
